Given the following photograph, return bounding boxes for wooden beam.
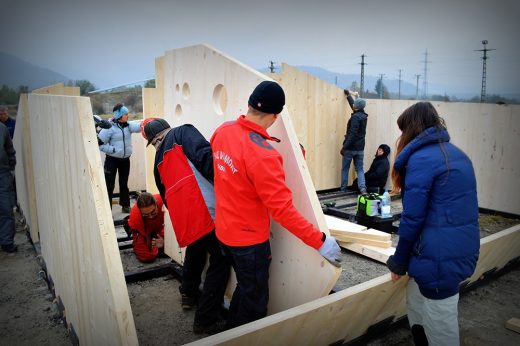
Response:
[505,318,520,334]
[341,243,396,263]
[325,215,392,245]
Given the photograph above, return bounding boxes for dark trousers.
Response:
[180,231,230,326]
[104,156,130,208]
[223,240,271,329]
[0,172,16,247]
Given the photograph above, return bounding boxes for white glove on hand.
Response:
[319,235,342,267]
[351,91,359,97]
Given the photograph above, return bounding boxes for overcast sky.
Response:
[2,0,519,96]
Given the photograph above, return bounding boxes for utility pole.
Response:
[359,54,366,97]
[378,73,385,99]
[398,69,402,100]
[268,60,276,73]
[335,75,338,86]
[475,40,495,103]
[415,74,421,100]
[421,49,431,99]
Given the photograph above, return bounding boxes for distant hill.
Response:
[0,52,70,91]
[260,65,417,97]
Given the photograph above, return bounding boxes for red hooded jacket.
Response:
[210,115,323,249]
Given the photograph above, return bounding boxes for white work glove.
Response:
[319,234,342,267]
[351,91,359,97]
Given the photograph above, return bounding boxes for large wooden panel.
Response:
[191,224,520,345]
[32,83,80,96]
[274,65,520,214]
[27,94,137,345]
[150,44,340,314]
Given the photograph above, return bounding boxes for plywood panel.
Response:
[32,83,80,96]
[274,65,520,214]
[190,224,520,345]
[28,94,137,345]
[154,44,340,314]
[142,55,165,194]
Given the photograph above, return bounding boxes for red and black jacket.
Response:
[154,125,214,247]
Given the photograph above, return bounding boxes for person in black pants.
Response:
[350,144,391,194]
[141,117,230,334]
[98,103,142,213]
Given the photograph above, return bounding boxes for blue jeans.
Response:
[222,240,271,329]
[0,172,16,247]
[340,150,366,192]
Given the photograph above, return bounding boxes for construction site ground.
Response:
[1,209,519,346]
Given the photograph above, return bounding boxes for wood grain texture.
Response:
[144,44,341,314]
[27,94,138,345]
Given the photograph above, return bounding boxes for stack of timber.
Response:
[325,215,395,263]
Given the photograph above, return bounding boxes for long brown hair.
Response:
[391,102,446,192]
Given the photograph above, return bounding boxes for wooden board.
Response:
[505,317,520,334]
[27,94,138,345]
[144,44,341,314]
[341,243,396,263]
[32,83,80,96]
[189,224,520,345]
[338,239,392,248]
[325,215,391,241]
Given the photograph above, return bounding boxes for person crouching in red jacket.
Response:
[127,192,165,262]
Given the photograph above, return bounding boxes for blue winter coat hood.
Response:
[392,126,480,299]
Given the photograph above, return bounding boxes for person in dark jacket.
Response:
[386,102,480,346]
[98,103,142,213]
[0,106,16,139]
[141,117,230,335]
[350,144,390,193]
[0,122,17,252]
[340,89,368,194]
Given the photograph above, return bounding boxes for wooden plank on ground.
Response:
[326,215,391,241]
[150,43,341,314]
[341,243,396,263]
[338,239,392,248]
[505,318,520,333]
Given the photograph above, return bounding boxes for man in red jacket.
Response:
[211,80,342,329]
[141,118,229,335]
[127,192,165,262]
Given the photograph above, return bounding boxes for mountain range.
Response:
[0,52,69,90]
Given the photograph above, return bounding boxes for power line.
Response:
[268,60,276,73]
[359,54,367,97]
[398,69,402,100]
[421,49,431,99]
[378,73,385,99]
[415,74,421,100]
[475,40,496,102]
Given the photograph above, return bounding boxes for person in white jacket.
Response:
[98,103,141,213]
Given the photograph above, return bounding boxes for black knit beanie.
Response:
[248,81,285,114]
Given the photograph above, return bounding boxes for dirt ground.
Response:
[1,211,519,345]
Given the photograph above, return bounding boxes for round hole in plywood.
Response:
[175,104,183,117]
[182,83,190,99]
[212,84,227,116]
[175,84,180,93]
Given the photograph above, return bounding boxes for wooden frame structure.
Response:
[13,47,520,345]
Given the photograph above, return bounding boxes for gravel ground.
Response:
[1,210,518,345]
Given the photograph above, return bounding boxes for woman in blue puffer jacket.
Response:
[98,103,142,213]
[386,102,480,346]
